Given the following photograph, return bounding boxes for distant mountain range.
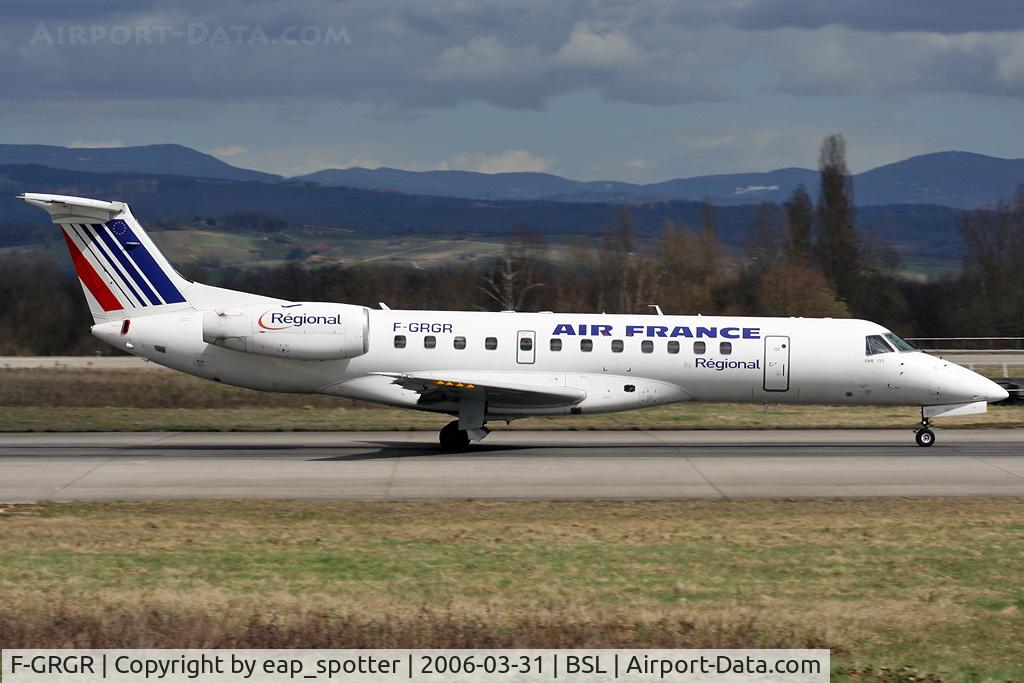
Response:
[0,143,1021,209]
[0,163,964,259]
[0,144,280,183]
[293,152,1024,209]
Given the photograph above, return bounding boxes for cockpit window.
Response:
[884,333,917,352]
[865,335,894,356]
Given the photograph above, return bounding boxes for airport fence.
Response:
[907,337,1024,352]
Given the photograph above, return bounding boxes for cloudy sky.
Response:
[4,0,1024,180]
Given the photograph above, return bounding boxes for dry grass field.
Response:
[1,368,1022,431]
[0,499,1022,681]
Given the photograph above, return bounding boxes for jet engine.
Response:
[202,302,369,360]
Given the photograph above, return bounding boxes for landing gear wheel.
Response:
[439,420,470,451]
[915,427,935,447]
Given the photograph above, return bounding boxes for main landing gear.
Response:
[438,420,492,451]
[914,414,935,447]
[439,420,470,451]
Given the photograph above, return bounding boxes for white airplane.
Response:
[21,193,1008,449]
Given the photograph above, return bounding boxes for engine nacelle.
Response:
[202,302,369,360]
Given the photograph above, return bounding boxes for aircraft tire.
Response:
[439,420,470,451]
[915,428,935,447]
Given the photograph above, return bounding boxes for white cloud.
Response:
[771,27,1024,98]
[218,140,393,176]
[274,157,385,176]
[210,145,247,158]
[432,36,538,81]
[555,24,643,68]
[441,149,554,174]
[996,36,1024,88]
[324,158,384,170]
[691,135,739,150]
[67,139,123,148]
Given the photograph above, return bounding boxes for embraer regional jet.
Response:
[22,193,1008,449]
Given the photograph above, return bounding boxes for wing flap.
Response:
[370,371,585,408]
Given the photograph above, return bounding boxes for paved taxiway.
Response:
[2,430,1023,502]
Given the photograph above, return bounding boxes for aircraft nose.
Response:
[945,365,1009,403]
[986,380,1010,403]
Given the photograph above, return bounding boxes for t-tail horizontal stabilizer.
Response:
[19,193,192,323]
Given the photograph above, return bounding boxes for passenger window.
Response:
[865,335,894,356]
[520,337,533,351]
[641,340,654,354]
[424,335,436,349]
[454,336,466,350]
[720,341,732,355]
[394,335,406,349]
[485,337,498,350]
[581,339,593,352]
[611,339,624,353]
[667,340,680,354]
[550,338,562,351]
[693,341,706,355]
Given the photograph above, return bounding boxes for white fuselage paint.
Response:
[20,192,1006,438]
[94,308,1006,420]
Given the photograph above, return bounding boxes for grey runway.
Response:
[1,430,1023,502]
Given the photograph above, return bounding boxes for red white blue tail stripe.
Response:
[60,220,186,312]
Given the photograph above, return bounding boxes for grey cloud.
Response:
[3,0,1024,116]
[732,0,1024,33]
[2,0,739,110]
[771,28,1024,98]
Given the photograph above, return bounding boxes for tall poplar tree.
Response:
[816,134,860,305]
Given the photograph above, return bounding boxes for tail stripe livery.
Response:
[60,227,124,312]
[22,192,280,324]
[59,220,188,310]
[106,219,186,304]
[64,223,147,308]
[84,223,162,305]
[69,223,149,308]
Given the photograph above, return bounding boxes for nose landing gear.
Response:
[914,413,935,447]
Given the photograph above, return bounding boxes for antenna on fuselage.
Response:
[648,304,664,316]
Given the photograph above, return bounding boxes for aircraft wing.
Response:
[369,371,585,408]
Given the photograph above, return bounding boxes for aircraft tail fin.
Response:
[19,193,193,323]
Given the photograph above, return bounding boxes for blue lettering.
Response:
[553,323,761,339]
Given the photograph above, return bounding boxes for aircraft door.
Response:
[763,335,790,391]
[516,330,536,364]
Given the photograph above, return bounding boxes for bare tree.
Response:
[478,249,544,311]
[817,133,861,306]
[746,202,786,272]
[784,184,814,264]
[957,185,1024,333]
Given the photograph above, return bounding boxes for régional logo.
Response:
[257,310,343,331]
